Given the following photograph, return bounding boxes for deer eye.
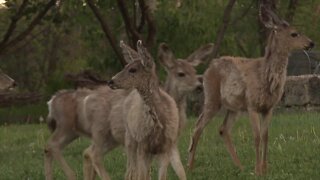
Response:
[128,68,137,73]
[291,32,299,37]
[177,72,185,77]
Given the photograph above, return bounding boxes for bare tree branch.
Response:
[138,0,156,49]
[285,0,298,23]
[210,0,237,59]
[230,0,255,26]
[9,26,50,56]
[137,0,146,33]
[86,0,126,66]
[0,0,29,46]
[116,0,141,48]
[0,0,57,56]
[235,36,249,57]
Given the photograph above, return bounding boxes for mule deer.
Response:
[44,88,95,180]
[105,40,184,180]
[0,70,16,90]
[158,42,213,131]
[187,2,314,175]
[44,41,188,180]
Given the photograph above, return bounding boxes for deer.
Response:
[88,40,185,180]
[44,88,96,180]
[0,70,16,91]
[158,42,213,131]
[80,43,212,180]
[187,2,315,176]
[46,40,214,179]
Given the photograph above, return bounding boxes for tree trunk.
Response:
[116,0,142,48]
[86,0,126,66]
[138,0,156,49]
[210,0,237,60]
[286,0,299,23]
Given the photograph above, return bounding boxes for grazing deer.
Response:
[0,70,16,90]
[187,2,314,175]
[158,42,213,131]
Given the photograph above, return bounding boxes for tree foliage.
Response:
[0,0,318,94]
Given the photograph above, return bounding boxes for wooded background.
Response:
[0,0,319,97]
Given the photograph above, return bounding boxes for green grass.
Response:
[0,110,320,179]
[0,103,48,125]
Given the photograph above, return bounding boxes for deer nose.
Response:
[197,76,203,84]
[12,81,17,87]
[107,80,114,86]
[195,84,203,92]
[309,41,315,49]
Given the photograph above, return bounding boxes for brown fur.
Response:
[187,4,314,176]
[44,86,131,180]
[108,41,184,180]
[158,43,213,132]
[44,42,198,180]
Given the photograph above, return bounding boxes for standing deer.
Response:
[44,88,94,180]
[0,70,16,90]
[187,3,314,175]
[158,42,213,131]
[81,43,211,179]
[46,41,208,180]
[106,40,184,180]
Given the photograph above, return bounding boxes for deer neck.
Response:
[262,31,290,94]
[164,78,187,105]
[164,78,187,116]
[136,77,163,128]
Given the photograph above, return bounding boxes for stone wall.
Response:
[282,75,320,107]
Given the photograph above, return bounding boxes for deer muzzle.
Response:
[305,41,315,51]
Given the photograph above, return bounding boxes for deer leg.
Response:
[83,145,96,180]
[89,137,117,180]
[248,109,262,175]
[44,145,54,180]
[260,109,273,175]
[44,129,78,180]
[169,145,186,180]
[219,111,243,170]
[158,152,170,180]
[137,145,152,180]
[125,140,138,180]
[84,141,118,180]
[188,103,220,169]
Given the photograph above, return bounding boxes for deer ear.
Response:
[136,40,154,69]
[186,43,214,66]
[158,43,176,70]
[120,41,139,64]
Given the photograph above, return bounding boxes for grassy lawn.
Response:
[0,109,320,179]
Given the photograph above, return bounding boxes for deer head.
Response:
[109,40,157,90]
[0,70,16,91]
[260,1,314,53]
[158,43,213,93]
